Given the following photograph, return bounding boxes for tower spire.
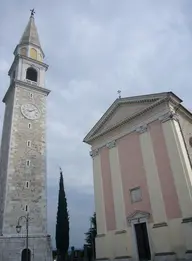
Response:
[19,9,41,48]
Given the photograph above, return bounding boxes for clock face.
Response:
[21,103,40,120]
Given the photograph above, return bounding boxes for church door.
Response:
[134,222,151,260]
[21,248,31,261]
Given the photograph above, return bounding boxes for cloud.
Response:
[1,0,192,248]
[0,59,9,73]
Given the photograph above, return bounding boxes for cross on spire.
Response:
[30,8,35,17]
[117,90,121,99]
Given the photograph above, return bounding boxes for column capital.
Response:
[159,111,178,123]
[136,124,148,134]
[106,140,116,149]
[89,149,99,157]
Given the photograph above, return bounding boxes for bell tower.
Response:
[0,10,53,261]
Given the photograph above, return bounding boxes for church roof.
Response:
[19,13,41,47]
[83,91,192,144]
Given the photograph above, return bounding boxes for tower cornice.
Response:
[3,80,51,103]
[13,42,45,58]
[8,54,49,76]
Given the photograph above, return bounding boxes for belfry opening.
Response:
[26,67,37,82]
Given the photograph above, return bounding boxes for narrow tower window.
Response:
[26,160,30,166]
[30,93,33,98]
[25,205,28,212]
[26,181,29,188]
[27,140,31,147]
[26,67,37,82]
[28,123,31,129]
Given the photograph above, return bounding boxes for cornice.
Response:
[89,122,149,156]
[14,42,45,58]
[16,80,50,95]
[84,98,159,144]
[20,54,48,70]
[3,80,51,103]
[89,149,99,157]
[85,97,168,144]
[2,82,14,103]
[84,92,183,144]
[136,124,148,134]
[89,140,117,157]
[159,111,178,123]
[106,140,116,149]
[8,56,19,76]
[8,54,48,76]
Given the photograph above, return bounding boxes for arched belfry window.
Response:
[30,48,37,60]
[26,67,37,82]
[21,248,31,261]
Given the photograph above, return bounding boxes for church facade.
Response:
[0,12,53,260]
[84,92,192,261]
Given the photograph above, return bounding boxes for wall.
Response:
[178,113,192,164]
[0,87,15,234]
[0,235,53,261]
[1,84,48,235]
[90,101,192,260]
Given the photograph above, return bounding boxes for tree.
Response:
[56,168,69,261]
[85,212,97,259]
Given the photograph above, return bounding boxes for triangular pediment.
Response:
[83,92,181,144]
[96,101,154,135]
[127,210,150,223]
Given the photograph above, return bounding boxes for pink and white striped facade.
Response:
[84,92,192,261]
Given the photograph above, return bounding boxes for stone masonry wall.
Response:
[0,235,53,261]
[0,87,15,234]
[2,83,48,236]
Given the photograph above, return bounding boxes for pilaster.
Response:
[106,140,126,231]
[161,115,192,251]
[137,124,167,224]
[90,149,107,235]
[161,116,192,217]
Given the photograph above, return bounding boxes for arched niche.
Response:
[26,67,38,82]
[21,248,31,261]
[21,47,27,56]
[30,48,37,60]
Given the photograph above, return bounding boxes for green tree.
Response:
[85,212,97,259]
[56,168,69,261]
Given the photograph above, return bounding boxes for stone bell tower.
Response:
[0,10,53,261]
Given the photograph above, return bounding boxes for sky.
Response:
[1,0,192,249]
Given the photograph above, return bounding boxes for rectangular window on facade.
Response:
[28,123,31,129]
[26,181,29,188]
[30,93,33,98]
[130,187,142,203]
[26,160,30,166]
[27,140,31,147]
[25,205,28,212]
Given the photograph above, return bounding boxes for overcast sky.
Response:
[1,0,192,249]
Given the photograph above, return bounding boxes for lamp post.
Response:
[16,213,29,261]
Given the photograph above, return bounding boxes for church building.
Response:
[84,92,192,261]
[0,11,53,260]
